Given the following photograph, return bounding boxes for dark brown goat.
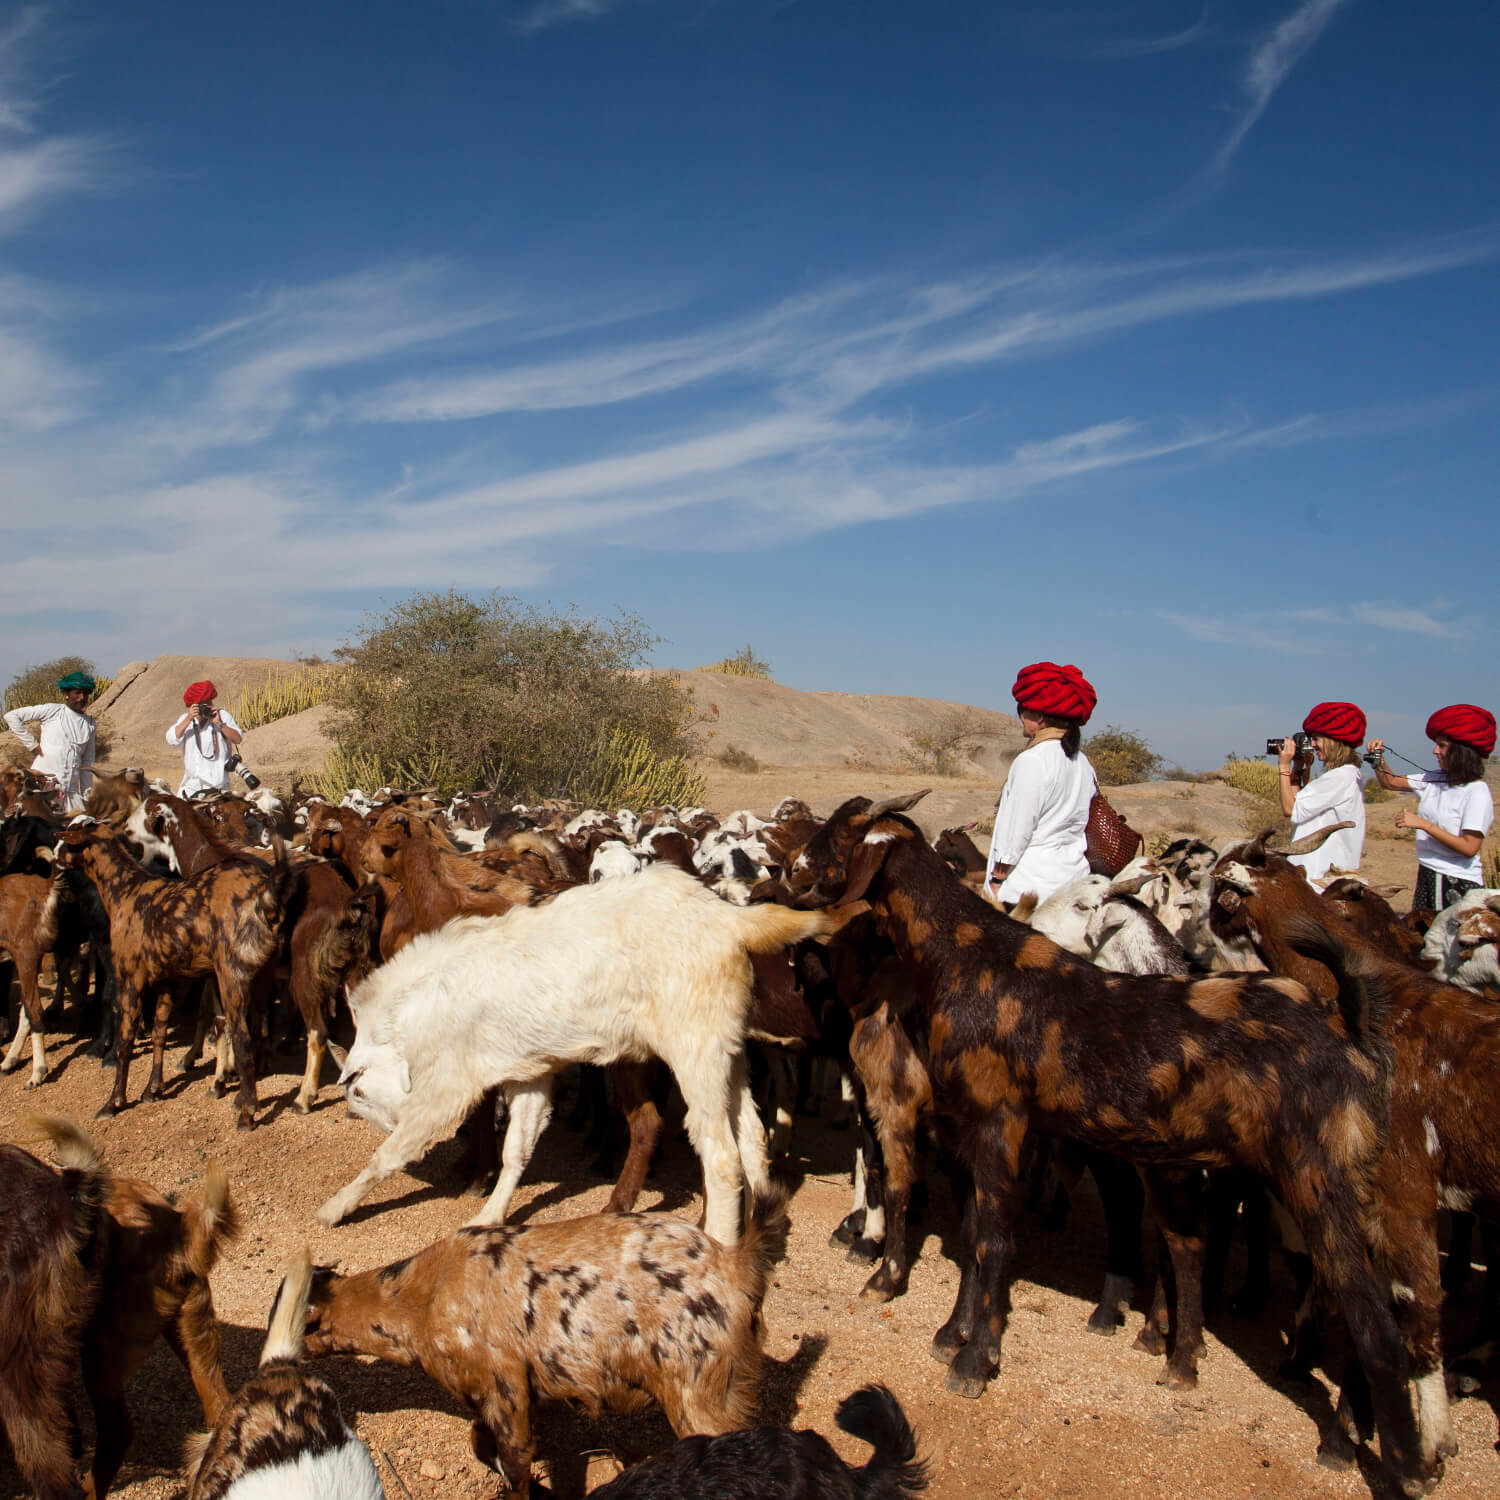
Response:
[1209,838,1500,1473]
[0,1120,107,1500]
[784,793,1424,1496]
[54,824,295,1128]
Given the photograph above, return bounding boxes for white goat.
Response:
[315,865,859,1242]
[1016,871,1190,976]
[589,838,644,881]
[1421,889,1500,993]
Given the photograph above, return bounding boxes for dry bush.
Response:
[697,644,773,679]
[326,591,697,802]
[716,744,761,773]
[903,709,986,777]
[1219,755,1281,803]
[1084,725,1162,786]
[233,664,345,730]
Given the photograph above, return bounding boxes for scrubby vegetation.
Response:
[1084,725,1162,786]
[698,644,773,679]
[903,709,986,777]
[1219,754,1281,803]
[715,744,761,773]
[232,664,345,730]
[322,591,699,802]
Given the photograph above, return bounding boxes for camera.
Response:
[196,702,214,720]
[1265,731,1314,757]
[225,753,261,791]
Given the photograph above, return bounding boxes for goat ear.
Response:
[1486,895,1500,917]
[392,811,409,832]
[325,1040,349,1070]
[838,830,895,904]
[1010,891,1039,924]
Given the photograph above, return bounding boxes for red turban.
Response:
[1302,702,1366,746]
[1011,662,1097,725]
[1425,704,1496,757]
[183,680,217,707]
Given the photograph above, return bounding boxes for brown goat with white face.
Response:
[783,793,1425,1498]
[303,1197,788,1497]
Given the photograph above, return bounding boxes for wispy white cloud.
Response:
[1158,610,1320,654]
[0,3,48,134]
[1158,596,1481,656]
[1077,3,1216,59]
[1214,0,1353,172]
[511,0,634,35]
[1348,602,1455,638]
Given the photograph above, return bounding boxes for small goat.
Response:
[304,1196,788,1497]
[185,1249,383,1500]
[316,866,860,1242]
[589,1383,928,1500]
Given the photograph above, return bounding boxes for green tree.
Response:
[325,591,700,802]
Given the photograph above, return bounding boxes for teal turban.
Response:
[57,671,95,694]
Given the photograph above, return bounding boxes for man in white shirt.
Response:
[3,669,97,813]
[166,679,244,796]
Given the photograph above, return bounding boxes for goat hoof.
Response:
[861,1269,900,1302]
[95,1102,119,1119]
[1315,1437,1356,1473]
[930,1333,965,1366]
[1132,1327,1167,1357]
[846,1237,881,1266]
[829,1214,863,1248]
[945,1345,995,1398]
[1086,1307,1123,1335]
[235,1113,256,1132]
[24,1075,45,1091]
[1157,1365,1198,1391]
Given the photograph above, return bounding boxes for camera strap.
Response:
[1375,743,1427,772]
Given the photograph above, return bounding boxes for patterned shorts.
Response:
[1413,866,1480,913]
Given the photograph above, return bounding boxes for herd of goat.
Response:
[2,759,1500,1499]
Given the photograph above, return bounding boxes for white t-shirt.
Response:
[166,708,243,797]
[986,739,1095,905]
[1405,771,1494,882]
[1287,763,1366,882]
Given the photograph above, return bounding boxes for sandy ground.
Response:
[2,1005,1498,1500]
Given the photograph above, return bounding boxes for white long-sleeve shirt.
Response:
[166,708,243,796]
[986,739,1095,905]
[1287,763,1366,883]
[3,701,96,812]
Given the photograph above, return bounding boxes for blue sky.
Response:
[1,0,1495,770]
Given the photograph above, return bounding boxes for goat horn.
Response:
[1106,869,1156,899]
[867,789,931,820]
[1280,820,1356,857]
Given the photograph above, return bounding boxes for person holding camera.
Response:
[166,680,244,797]
[1273,702,1367,883]
[4,669,97,813]
[1367,703,1495,911]
[985,661,1097,905]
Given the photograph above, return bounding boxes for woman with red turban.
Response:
[985,662,1097,905]
[1274,702,1367,883]
[1369,704,1495,910]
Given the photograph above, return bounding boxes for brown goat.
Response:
[304,1195,788,1497]
[54,824,295,1128]
[5,1116,240,1499]
[0,1119,107,1500]
[784,793,1424,1496]
[1209,838,1500,1473]
[0,871,64,1086]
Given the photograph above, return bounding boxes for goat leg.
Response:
[931,1159,980,1366]
[944,1143,1023,1397]
[1085,1150,1145,1334]
[99,986,141,1116]
[222,980,260,1130]
[468,1078,555,1227]
[140,988,174,1102]
[1142,1167,1208,1389]
[603,1061,663,1214]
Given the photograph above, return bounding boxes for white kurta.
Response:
[3,701,96,813]
[1287,763,1366,882]
[1405,771,1494,883]
[165,708,243,797]
[986,739,1095,904]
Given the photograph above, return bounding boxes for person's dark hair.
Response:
[1436,737,1485,787]
[1040,713,1082,759]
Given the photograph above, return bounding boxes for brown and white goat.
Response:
[784,793,1424,1496]
[184,1249,383,1500]
[0,870,64,1086]
[304,1195,788,1497]
[54,824,296,1128]
[0,1118,107,1500]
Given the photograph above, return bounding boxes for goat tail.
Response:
[732,1185,791,1304]
[1279,914,1389,1055]
[736,899,870,955]
[835,1384,930,1497]
[268,830,299,912]
[261,1247,314,1366]
[184,1161,242,1280]
[23,1113,109,1256]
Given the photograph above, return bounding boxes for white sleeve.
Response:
[166,719,186,746]
[220,709,242,734]
[989,754,1046,869]
[1459,781,1494,837]
[1290,770,1349,822]
[4,702,54,750]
